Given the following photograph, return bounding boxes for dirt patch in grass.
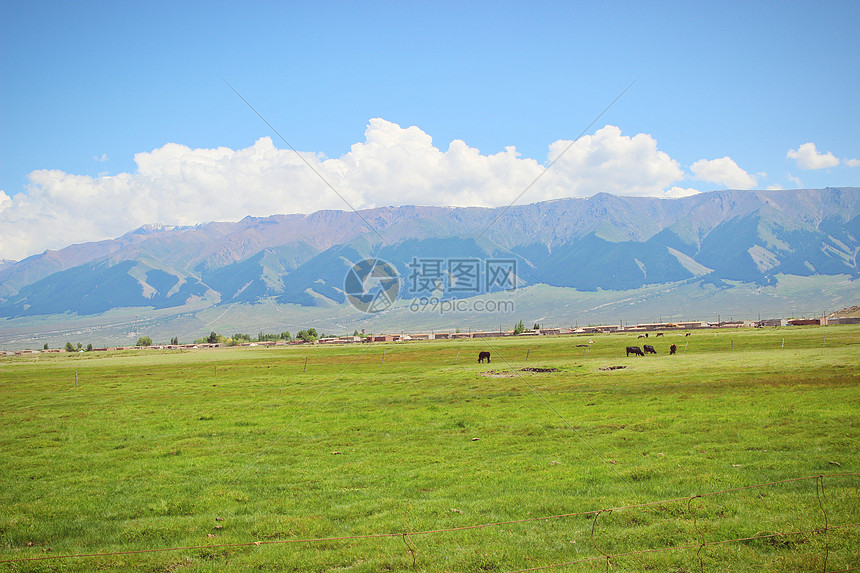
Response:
[481,367,560,377]
[599,365,627,371]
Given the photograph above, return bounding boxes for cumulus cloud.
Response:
[846,158,860,167]
[786,142,839,169]
[690,157,758,189]
[663,186,701,198]
[0,120,698,260]
[538,125,687,199]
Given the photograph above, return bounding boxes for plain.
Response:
[1,326,858,571]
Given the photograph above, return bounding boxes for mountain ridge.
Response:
[0,188,857,318]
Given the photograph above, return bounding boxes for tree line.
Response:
[48,323,541,352]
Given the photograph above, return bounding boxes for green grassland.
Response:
[1,326,858,571]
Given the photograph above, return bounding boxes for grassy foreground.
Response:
[0,326,858,571]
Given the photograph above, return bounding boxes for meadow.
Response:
[0,326,857,571]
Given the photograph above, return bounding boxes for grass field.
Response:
[1,326,858,571]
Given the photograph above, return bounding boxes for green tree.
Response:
[296,328,318,343]
[207,331,219,344]
[532,323,541,331]
[86,343,93,352]
[137,336,153,347]
[513,320,525,335]
[228,333,250,346]
[43,343,49,350]
[170,336,179,345]
[65,342,75,352]
[280,331,292,341]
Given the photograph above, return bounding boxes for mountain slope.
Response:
[0,188,857,318]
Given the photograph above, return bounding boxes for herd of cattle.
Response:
[629,331,688,356]
[476,332,690,362]
[626,343,677,356]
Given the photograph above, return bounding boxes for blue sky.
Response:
[1,0,858,260]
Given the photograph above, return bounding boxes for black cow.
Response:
[669,344,677,355]
[685,332,691,337]
[626,346,645,357]
[643,344,657,354]
[478,351,491,363]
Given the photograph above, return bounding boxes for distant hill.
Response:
[829,305,860,318]
[0,188,857,322]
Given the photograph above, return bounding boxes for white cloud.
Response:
[766,184,784,190]
[663,186,701,198]
[690,156,758,189]
[0,120,699,260]
[846,158,860,167]
[788,174,803,188]
[786,142,839,169]
[538,125,687,199]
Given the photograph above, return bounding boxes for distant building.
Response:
[787,318,824,326]
[472,331,506,338]
[827,317,860,325]
[369,334,396,342]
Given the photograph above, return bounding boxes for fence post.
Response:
[303,357,308,372]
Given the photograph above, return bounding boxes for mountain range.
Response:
[0,188,857,333]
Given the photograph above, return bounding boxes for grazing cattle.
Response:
[685,332,691,337]
[478,351,491,363]
[655,332,664,337]
[626,346,645,357]
[670,344,677,355]
[643,344,657,354]
[637,334,646,339]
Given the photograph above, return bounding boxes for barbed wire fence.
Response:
[2,473,856,571]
